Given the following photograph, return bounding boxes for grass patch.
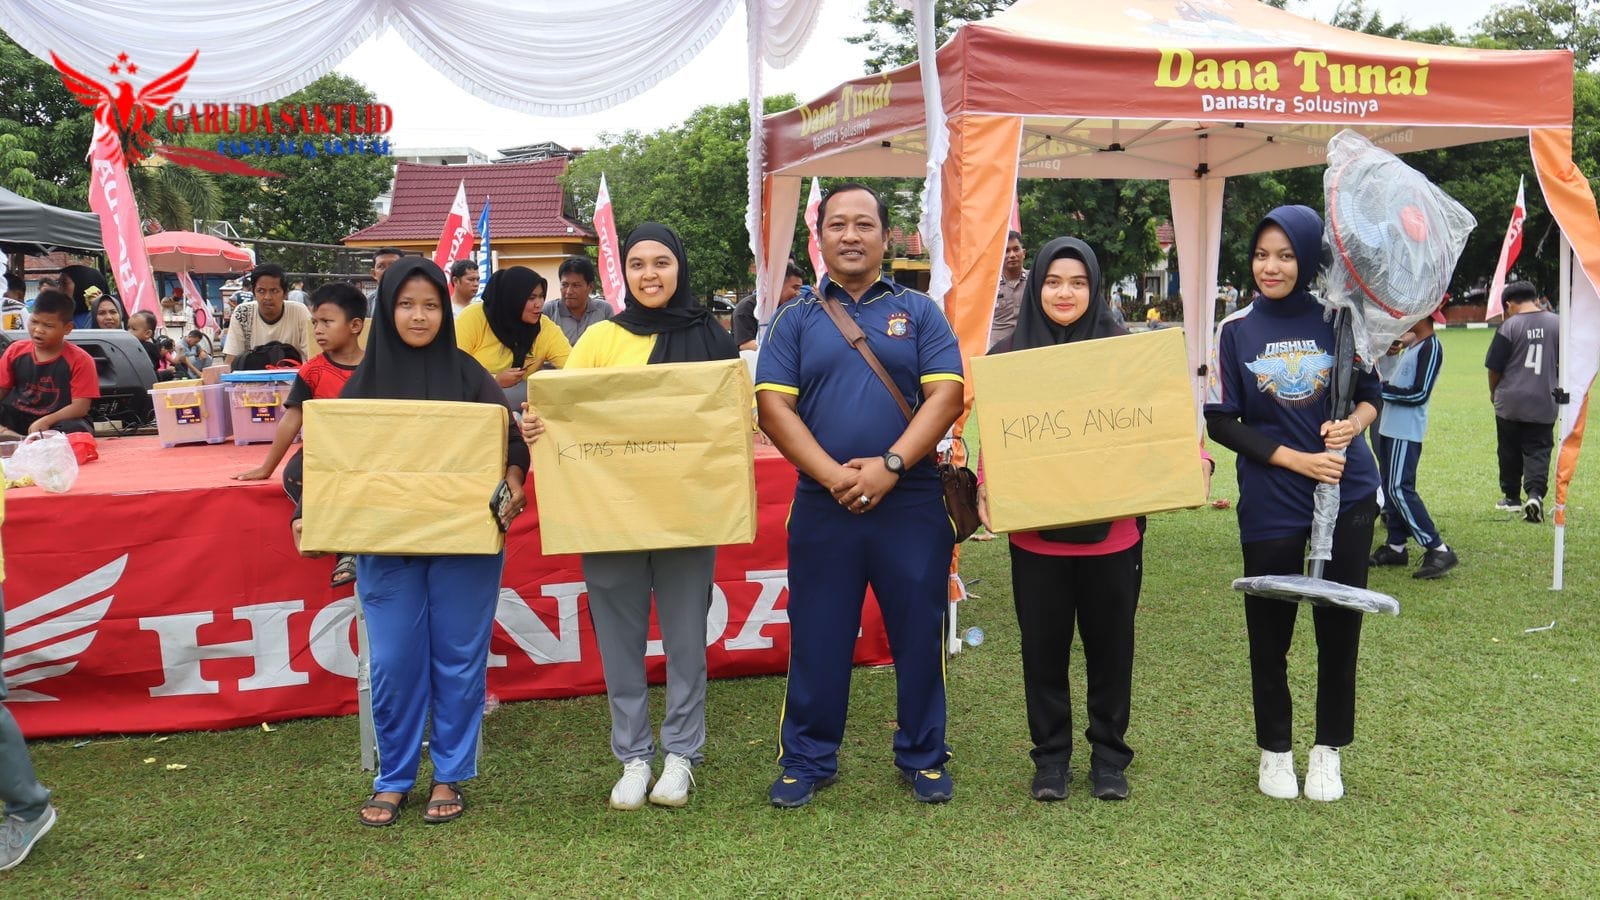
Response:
[10,329,1599,895]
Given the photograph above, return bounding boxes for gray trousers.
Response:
[0,588,52,821]
[581,547,716,765]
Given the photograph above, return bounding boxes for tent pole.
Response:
[1553,231,1571,590]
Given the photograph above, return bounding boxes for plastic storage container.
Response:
[150,379,232,447]
[221,370,299,446]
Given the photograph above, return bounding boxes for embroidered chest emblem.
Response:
[886,312,910,338]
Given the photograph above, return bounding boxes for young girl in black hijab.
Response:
[304,257,530,827]
[978,237,1211,803]
[521,223,736,811]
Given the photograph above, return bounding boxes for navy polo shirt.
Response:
[756,275,964,503]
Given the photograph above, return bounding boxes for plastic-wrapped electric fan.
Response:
[1321,129,1476,366]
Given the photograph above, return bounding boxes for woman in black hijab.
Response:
[519,223,735,811]
[312,257,529,828]
[979,237,1210,804]
[59,265,110,328]
[455,266,572,403]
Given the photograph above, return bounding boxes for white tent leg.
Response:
[1169,175,1226,435]
[1553,232,1572,590]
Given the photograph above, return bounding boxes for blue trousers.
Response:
[356,553,503,792]
[778,489,955,780]
[0,588,52,821]
[1375,434,1441,550]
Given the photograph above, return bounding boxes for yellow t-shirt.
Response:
[454,303,572,378]
[565,320,656,369]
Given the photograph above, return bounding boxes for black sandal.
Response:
[330,554,357,588]
[359,791,406,828]
[423,782,465,824]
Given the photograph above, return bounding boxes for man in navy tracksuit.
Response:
[1370,314,1458,578]
[755,183,966,807]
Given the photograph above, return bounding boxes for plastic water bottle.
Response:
[962,626,985,648]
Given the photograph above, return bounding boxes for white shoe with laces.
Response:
[649,753,696,808]
[610,758,653,810]
[1258,750,1299,799]
[1304,744,1345,802]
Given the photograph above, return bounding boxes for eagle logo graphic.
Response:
[1245,349,1333,405]
[3,556,125,702]
[51,50,283,177]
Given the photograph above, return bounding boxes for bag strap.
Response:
[818,296,914,423]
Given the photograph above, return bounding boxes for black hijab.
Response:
[93,293,127,329]
[481,266,542,369]
[992,237,1126,355]
[341,257,488,402]
[609,223,738,364]
[61,265,110,321]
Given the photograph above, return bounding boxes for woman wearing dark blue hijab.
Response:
[1204,205,1382,804]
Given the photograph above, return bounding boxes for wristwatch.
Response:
[882,451,905,476]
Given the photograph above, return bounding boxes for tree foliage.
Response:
[847,0,1011,73]
[561,96,797,298]
[0,33,95,206]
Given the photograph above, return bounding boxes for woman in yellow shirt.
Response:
[523,223,738,812]
[455,267,571,397]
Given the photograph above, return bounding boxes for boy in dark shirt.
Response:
[1485,281,1560,522]
[0,290,99,438]
[234,283,366,586]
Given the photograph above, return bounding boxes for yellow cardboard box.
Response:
[526,359,756,555]
[971,327,1206,533]
[300,399,509,555]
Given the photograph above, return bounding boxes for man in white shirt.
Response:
[449,259,480,317]
[223,262,311,366]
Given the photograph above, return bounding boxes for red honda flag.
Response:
[594,173,625,307]
[1485,176,1526,321]
[177,271,211,333]
[431,180,474,271]
[87,122,159,317]
[805,176,826,280]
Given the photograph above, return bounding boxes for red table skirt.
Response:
[1,438,890,738]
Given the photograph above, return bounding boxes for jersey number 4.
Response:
[1524,344,1544,375]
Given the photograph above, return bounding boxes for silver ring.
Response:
[859,495,871,505]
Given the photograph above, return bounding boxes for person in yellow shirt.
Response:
[454,266,570,405]
[522,223,738,812]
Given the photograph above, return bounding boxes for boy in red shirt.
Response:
[0,290,99,438]
[234,283,365,585]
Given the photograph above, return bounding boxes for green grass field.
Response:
[10,329,1598,896]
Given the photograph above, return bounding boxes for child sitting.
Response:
[0,289,99,438]
[128,311,175,383]
[233,283,366,587]
[155,336,178,378]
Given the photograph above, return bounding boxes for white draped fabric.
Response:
[0,0,824,115]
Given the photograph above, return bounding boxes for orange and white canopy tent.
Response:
[757,0,1598,438]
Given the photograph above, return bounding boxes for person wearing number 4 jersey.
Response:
[1485,280,1560,523]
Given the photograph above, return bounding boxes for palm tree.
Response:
[131,155,221,232]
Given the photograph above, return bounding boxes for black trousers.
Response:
[1010,539,1142,769]
[1495,416,1554,500]
[1240,496,1376,753]
[282,448,304,505]
[0,407,91,435]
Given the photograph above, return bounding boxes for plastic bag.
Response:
[7,430,81,493]
[1233,575,1400,616]
[1320,129,1476,366]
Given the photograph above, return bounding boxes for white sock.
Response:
[1435,544,1449,553]
[1388,544,1405,553]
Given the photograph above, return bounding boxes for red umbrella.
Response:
[144,231,255,274]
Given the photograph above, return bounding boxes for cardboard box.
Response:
[526,359,756,555]
[300,399,509,555]
[971,327,1206,533]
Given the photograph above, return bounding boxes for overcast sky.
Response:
[335,0,1510,157]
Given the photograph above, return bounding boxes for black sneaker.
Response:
[1369,544,1408,567]
[899,766,954,803]
[1413,546,1460,579]
[1524,495,1544,524]
[1030,763,1071,802]
[1089,759,1129,801]
[1494,497,1522,512]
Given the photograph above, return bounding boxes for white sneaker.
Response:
[1258,750,1299,799]
[609,758,653,810]
[1304,744,1345,802]
[649,753,696,808]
